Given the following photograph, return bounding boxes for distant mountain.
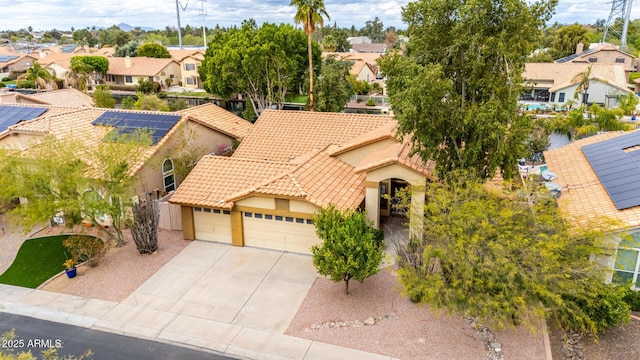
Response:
[117,23,155,32]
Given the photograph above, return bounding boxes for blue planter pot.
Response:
[65,267,77,278]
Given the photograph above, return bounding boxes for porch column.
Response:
[181,206,195,240]
[230,210,244,247]
[365,181,380,228]
[409,182,426,240]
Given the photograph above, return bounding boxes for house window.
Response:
[550,92,555,102]
[275,215,283,221]
[245,212,253,217]
[185,63,196,71]
[255,213,263,219]
[186,77,196,85]
[125,76,133,83]
[170,74,175,79]
[194,207,202,212]
[613,233,640,289]
[558,93,565,102]
[285,217,294,222]
[296,218,304,223]
[223,210,231,215]
[588,57,598,62]
[306,219,314,225]
[214,209,221,214]
[265,214,273,220]
[162,158,176,192]
[275,198,290,211]
[615,58,625,63]
[203,208,211,213]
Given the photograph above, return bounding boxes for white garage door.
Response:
[193,207,232,244]
[242,212,320,254]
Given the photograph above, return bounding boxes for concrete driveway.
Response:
[118,241,318,333]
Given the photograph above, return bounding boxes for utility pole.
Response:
[199,0,207,50]
[175,0,184,49]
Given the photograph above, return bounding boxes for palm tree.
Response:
[573,65,592,105]
[18,62,58,91]
[291,0,329,111]
[65,61,94,92]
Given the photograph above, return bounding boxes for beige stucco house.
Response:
[544,130,640,289]
[170,110,433,254]
[104,56,181,88]
[169,50,205,89]
[0,103,252,198]
[556,43,637,72]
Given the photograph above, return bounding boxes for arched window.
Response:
[162,158,176,193]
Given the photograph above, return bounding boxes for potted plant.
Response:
[63,259,77,278]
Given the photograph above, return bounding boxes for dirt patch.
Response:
[36,225,189,302]
[285,267,547,360]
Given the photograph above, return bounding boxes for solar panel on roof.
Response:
[0,105,48,132]
[92,111,181,145]
[582,131,640,210]
[0,55,19,63]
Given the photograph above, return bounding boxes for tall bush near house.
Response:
[63,235,106,267]
[130,199,159,254]
[312,205,383,294]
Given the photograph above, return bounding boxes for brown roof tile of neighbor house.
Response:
[36,53,75,69]
[107,56,177,76]
[354,141,435,176]
[168,49,204,62]
[228,149,366,211]
[169,156,296,208]
[544,130,640,228]
[178,103,252,139]
[24,88,94,107]
[233,110,393,161]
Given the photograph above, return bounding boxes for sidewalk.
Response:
[0,241,395,360]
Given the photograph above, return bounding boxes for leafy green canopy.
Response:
[396,171,628,335]
[315,56,354,112]
[199,22,320,115]
[137,43,171,58]
[380,0,556,180]
[312,205,383,295]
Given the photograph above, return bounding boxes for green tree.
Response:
[573,64,592,105]
[134,93,169,111]
[70,56,109,86]
[549,23,591,59]
[18,62,57,90]
[92,85,116,108]
[618,93,639,115]
[137,43,171,58]
[72,28,97,47]
[291,0,330,111]
[0,131,153,246]
[200,22,317,115]
[121,96,135,109]
[312,205,383,295]
[316,56,354,112]
[98,25,133,46]
[321,34,337,51]
[395,171,628,335]
[380,0,555,180]
[115,40,139,57]
[136,78,160,94]
[360,17,384,43]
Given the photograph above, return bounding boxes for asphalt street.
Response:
[0,313,237,360]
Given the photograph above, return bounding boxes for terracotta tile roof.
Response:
[544,130,640,228]
[523,63,628,90]
[24,89,94,107]
[233,110,393,161]
[36,53,74,69]
[178,103,252,139]
[169,156,295,208]
[351,43,386,53]
[228,149,365,211]
[168,49,204,62]
[6,106,190,176]
[354,142,435,176]
[107,57,177,76]
[329,121,398,156]
[0,104,80,139]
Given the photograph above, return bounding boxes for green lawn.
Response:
[0,235,70,288]
[164,91,211,98]
[285,94,309,104]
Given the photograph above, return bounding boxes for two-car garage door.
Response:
[242,212,320,254]
[193,207,232,244]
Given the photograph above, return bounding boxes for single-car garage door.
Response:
[193,207,232,244]
[242,212,320,254]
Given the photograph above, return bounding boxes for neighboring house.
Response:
[170,110,433,254]
[169,50,205,89]
[0,102,252,197]
[556,43,637,72]
[323,52,384,88]
[0,53,37,78]
[522,62,633,107]
[0,88,94,107]
[544,130,640,289]
[350,43,386,53]
[104,56,181,88]
[36,53,75,79]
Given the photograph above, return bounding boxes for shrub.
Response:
[1,77,10,82]
[121,96,135,109]
[107,84,137,92]
[0,83,5,88]
[63,234,105,267]
[130,200,159,254]
[370,227,385,248]
[17,80,35,89]
[366,97,376,106]
[623,287,640,311]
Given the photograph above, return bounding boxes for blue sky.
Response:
[0,0,631,32]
